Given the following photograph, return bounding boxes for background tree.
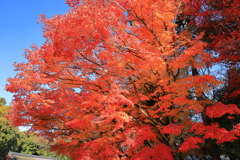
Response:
[0,97,69,159]
[6,0,240,159]
[0,122,18,160]
[180,0,240,159]
[14,131,54,156]
[0,98,18,160]
[15,131,70,159]
[211,85,240,160]
[0,98,9,122]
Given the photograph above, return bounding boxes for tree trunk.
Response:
[192,67,221,160]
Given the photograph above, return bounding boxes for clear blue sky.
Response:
[0,0,71,105]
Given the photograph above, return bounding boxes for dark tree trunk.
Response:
[192,67,221,160]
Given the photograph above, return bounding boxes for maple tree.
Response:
[6,0,240,159]
[180,0,240,158]
[211,86,240,160]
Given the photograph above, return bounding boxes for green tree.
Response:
[0,97,69,159]
[15,131,70,159]
[0,98,9,122]
[15,131,48,155]
[0,98,18,160]
[0,123,18,160]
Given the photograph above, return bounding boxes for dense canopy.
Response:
[6,0,240,159]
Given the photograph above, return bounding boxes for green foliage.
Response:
[15,131,70,159]
[0,122,18,160]
[15,131,51,156]
[0,98,18,160]
[0,97,10,122]
[0,98,6,106]
[57,155,71,160]
[0,97,69,159]
[12,131,71,159]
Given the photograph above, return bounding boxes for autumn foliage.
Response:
[6,0,240,159]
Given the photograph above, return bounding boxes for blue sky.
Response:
[0,0,71,104]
